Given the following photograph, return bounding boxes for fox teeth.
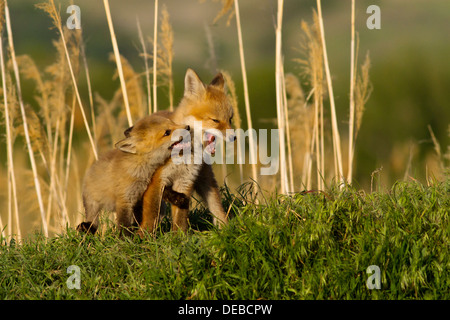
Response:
[205,143,216,155]
[172,141,191,150]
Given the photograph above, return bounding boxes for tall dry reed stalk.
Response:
[296,12,326,191]
[235,0,258,184]
[347,1,371,185]
[152,0,159,113]
[2,0,104,236]
[137,18,152,114]
[275,0,289,194]
[160,5,174,109]
[36,0,105,231]
[150,4,175,110]
[80,33,97,143]
[63,95,76,203]
[354,53,371,139]
[293,2,371,190]
[348,0,356,183]
[222,70,244,184]
[15,33,78,233]
[144,4,174,112]
[103,0,133,127]
[316,0,344,185]
[207,0,258,184]
[0,0,20,240]
[37,0,98,161]
[348,51,371,180]
[281,65,295,192]
[285,73,315,190]
[5,0,48,237]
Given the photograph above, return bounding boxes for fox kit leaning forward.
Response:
[139,69,235,234]
[77,115,191,235]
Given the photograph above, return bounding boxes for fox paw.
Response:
[76,222,97,234]
[163,188,190,209]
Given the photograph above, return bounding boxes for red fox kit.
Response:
[139,69,235,234]
[77,115,190,235]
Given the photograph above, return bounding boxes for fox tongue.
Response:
[173,141,191,150]
[207,144,216,155]
[206,133,216,155]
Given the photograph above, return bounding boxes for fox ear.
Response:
[184,68,205,98]
[123,126,133,137]
[209,73,225,90]
[115,138,137,154]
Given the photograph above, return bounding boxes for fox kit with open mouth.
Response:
[77,115,191,235]
[139,69,235,234]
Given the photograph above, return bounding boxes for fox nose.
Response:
[227,134,236,142]
[185,125,190,132]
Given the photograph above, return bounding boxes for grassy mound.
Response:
[1,180,448,299]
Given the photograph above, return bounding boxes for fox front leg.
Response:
[115,199,136,236]
[194,165,228,228]
[139,175,165,237]
[77,195,101,234]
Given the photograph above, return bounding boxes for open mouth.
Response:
[205,132,216,155]
[170,137,191,150]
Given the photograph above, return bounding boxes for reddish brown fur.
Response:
[139,69,234,235]
[77,115,190,235]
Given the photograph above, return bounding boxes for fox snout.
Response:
[203,128,236,142]
[170,125,192,151]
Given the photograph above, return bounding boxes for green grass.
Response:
[1,179,449,299]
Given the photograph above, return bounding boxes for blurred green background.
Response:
[5,0,450,190]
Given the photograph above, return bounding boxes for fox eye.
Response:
[163,130,171,137]
[212,119,220,123]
